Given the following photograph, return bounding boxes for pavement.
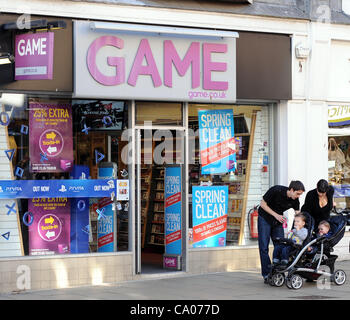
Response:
[1,260,350,301]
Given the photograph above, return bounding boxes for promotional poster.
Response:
[0,179,117,199]
[97,165,117,252]
[29,101,73,172]
[164,166,182,255]
[198,109,236,175]
[192,186,228,248]
[70,165,90,254]
[28,198,71,255]
[72,100,125,131]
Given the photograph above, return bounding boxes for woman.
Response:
[301,179,335,231]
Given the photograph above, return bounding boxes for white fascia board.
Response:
[0,0,309,35]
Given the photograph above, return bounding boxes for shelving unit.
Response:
[147,166,165,247]
[140,139,155,248]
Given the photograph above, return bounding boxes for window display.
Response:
[2,94,130,256]
[188,104,271,246]
[328,135,350,208]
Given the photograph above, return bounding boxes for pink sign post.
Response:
[15,32,54,80]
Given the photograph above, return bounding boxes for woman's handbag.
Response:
[328,138,346,164]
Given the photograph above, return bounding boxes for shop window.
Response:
[136,102,182,126]
[188,104,271,247]
[0,95,130,257]
[328,136,350,210]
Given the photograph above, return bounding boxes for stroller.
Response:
[267,210,349,289]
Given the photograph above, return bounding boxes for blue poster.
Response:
[164,166,182,255]
[192,186,228,248]
[198,109,236,174]
[97,165,117,252]
[70,165,90,254]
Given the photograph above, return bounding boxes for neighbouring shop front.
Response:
[328,103,350,223]
[0,14,292,291]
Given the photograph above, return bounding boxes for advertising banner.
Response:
[192,186,228,248]
[29,101,73,172]
[164,166,182,255]
[70,165,90,254]
[198,109,236,175]
[28,198,70,255]
[15,32,54,80]
[0,179,116,199]
[97,164,117,252]
[97,197,115,252]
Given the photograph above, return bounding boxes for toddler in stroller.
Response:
[267,211,348,289]
[272,213,308,267]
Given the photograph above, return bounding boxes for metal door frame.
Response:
[133,101,188,275]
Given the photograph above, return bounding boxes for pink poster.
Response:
[29,101,73,172]
[28,198,71,255]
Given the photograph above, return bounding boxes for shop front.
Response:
[73,20,276,275]
[328,104,350,214]
[0,15,292,292]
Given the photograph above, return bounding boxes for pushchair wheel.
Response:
[272,273,285,287]
[287,274,303,290]
[332,269,347,285]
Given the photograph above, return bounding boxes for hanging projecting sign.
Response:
[198,109,236,174]
[29,101,73,172]
[74,21,237,102]
[15,32,54,80]
[328,105,350,127]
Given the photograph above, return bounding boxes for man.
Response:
[258,180,305,283]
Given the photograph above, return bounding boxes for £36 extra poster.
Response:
[29,101,73,172]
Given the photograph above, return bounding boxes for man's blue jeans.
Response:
[258,214,284,278]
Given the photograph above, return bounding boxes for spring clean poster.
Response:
[29,101,73,172]
[164,166,182,255]
[192,186,228,248]
[198,109,236,174]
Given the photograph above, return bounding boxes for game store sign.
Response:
[15,32,54,80]
[74,21,237,102]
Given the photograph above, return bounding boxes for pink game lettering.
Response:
[87,36,228,90]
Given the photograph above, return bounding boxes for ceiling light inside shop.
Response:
[0,52,14,65]
[0,93,25,107]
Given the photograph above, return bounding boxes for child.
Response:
[307,220,333,254]
[273,213,308,266]
[318,220,333,238]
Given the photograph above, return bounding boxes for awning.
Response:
[328,127,350,136]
